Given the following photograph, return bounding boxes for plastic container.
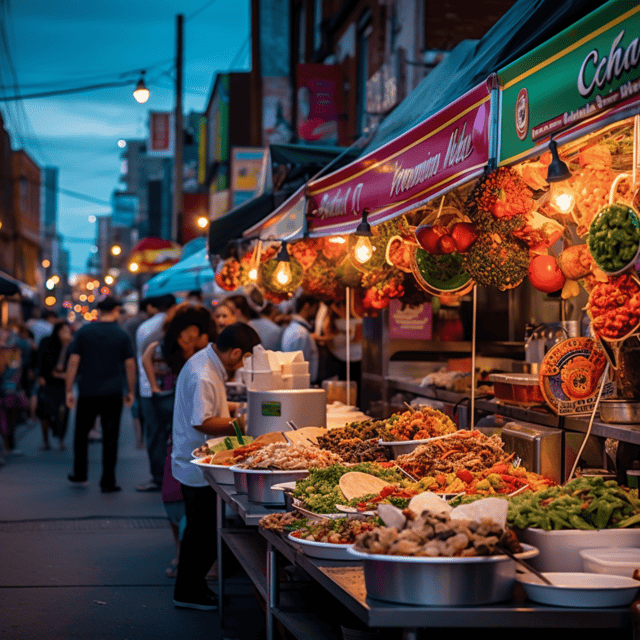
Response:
[579,547,640,577]
[488,373,546,407]
[518,527,640,572]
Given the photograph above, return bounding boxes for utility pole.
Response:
[172,14,184,244]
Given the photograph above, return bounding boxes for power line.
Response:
[0,78,136,101]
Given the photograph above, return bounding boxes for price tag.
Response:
[261,401,281,417]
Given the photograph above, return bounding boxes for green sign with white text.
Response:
[499,0,640,165]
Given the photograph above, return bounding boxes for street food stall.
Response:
[190,2,640,638]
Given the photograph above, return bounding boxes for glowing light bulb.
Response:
[248,267,258,282]
[328,236,347,244]
[274,260,292,286]
[129,262,139,273]
[549,183,576,215]
[353,235,373,264]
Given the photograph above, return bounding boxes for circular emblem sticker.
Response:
[515,88,529,141]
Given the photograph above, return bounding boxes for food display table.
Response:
[204,473,633,640]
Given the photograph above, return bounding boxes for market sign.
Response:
[499,0,640,165]
[305,81,492,236]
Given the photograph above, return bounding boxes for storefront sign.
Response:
[296,64,341,144]
[148,112,174,156]
[389,299,432,340]
[230,148,268,208]
[499,0,640,164]
[305,81,491,236]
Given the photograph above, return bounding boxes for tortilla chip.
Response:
[283,426,327,445]
[339,472,391,501]
[408,492,452,516]
[450,497,508,528]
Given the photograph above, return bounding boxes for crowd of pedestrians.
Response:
[1,286,363,612]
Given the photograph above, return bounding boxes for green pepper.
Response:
[569,514,595,530]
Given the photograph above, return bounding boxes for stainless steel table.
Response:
[202,469,633,640]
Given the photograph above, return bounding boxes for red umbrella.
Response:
[128,237,182,273]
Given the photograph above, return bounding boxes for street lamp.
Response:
[133,71,150,104]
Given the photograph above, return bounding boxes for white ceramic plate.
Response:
[516,572,640,608]
[287,531,354,560]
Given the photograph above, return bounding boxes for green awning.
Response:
[269,143,359,167]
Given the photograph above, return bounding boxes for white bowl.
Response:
[517,572,640,607]
[580,547,640,577]
[287,531,353,560]
[517,527,640,572]
[190,459,234,484]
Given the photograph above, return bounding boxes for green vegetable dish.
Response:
[588,203,640,274]
[508,476,640,531]
[292,463,401,514]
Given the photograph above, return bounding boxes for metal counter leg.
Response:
[216,493,225,626]
[266,542,278,640]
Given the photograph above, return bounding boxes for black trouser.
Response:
[140,392,174,485]
[72,393,123,488]
[174,483,217,599]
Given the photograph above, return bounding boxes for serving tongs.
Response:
[497,544,553,586]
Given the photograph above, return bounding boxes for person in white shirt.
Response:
[171,322,260,611]
[280,294,320,383]
[135,294,176,491]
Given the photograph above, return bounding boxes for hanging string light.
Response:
[351,209,374,265]
[273,242,292,286]
[248,240,262,282]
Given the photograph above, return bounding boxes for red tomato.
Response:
[450,222,478,253]
[528,255,566,293]
[415,225,445,254]
[437,234,457,254]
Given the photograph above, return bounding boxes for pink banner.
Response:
[306,81,492,235]
[389,299,432,340]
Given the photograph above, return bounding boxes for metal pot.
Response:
[347,545,538,606]
[599,399,640,424]
[231,467,309,506]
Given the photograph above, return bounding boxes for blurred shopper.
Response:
[121,297,153,449]
[26,308,57,348]
[136,294,176,492]
[171,322,260,610]
[212,299,236,337]
[0,325,28,456]
[280,294,320,384]
[141,302,213,578]
[65,296,136,492]
[36,321,73,451]
[245,289,283,351]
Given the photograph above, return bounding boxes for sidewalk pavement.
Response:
[0,408,268,640]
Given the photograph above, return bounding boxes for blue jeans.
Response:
[139,392,174,485]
